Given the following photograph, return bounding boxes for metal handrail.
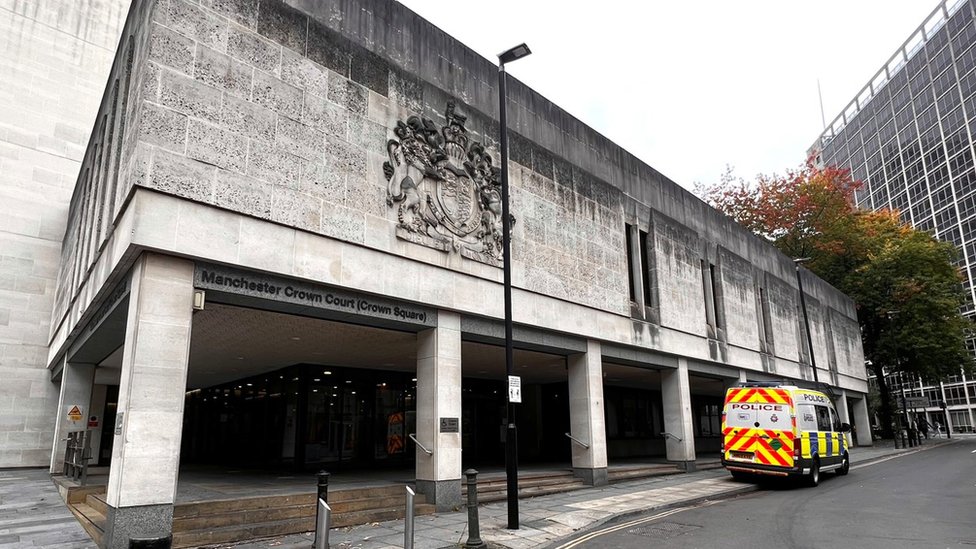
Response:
[408,433,433,455]
[564,432,589,449]
[662,432,683,443]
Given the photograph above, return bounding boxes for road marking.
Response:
[551,500,722,549]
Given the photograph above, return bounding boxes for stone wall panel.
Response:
[186,118,247,173]
[252,67,303,119]
[159,68,222,123]
[194,44,253,98]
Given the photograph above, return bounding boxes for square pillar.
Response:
[103,254,195,549]
[567,340,608,486]
[415,310,462,511]
[49,361,95,473]
[661,358,696,471]
[852,394,873,447]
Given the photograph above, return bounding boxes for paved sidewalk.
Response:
[231,437,958,549]
[0,468,95,549]
[0,438,956,549]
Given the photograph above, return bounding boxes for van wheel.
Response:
[805,459,820,487]
[730,470,749,482]
[837,453,850,476]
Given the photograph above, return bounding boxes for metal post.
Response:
[314,499,331,549]
[901,389,913,447]
[317,470,330,503]
[405,487,415,549]
[314,471,330,549]
[463,469,486,549]
[794,263,820,384]
[498,57,519,531]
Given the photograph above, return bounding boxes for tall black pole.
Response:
[795,264,820,384]
[498,62,519,530]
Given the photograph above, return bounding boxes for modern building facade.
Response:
[811,0,976,433]
[0,0,131,468]
[3,0,870,546]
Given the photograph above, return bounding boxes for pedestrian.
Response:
[919,416,929,439]
[934,421,943,438]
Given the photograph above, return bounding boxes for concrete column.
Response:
[49,361,95,473]
[103,254,194,549]
[567,340,608,486]
[415,310,462,511]
[661,358,696,470]
[852,395,872,447]
[835,389,852,447]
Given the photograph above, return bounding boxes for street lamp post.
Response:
[497,42,531,531]
[793,258,820,384]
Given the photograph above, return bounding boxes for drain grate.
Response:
[627,521,702,540]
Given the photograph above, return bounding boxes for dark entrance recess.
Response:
[181,364,417,471]
[461,378,570,466]
[182,367,571,471]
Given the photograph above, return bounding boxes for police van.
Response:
[721,382,851,486]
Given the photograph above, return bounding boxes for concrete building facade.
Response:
[811,0,976,433]
[4,0,869,546]
[0,0,131,468]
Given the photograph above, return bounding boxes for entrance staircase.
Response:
[66,461,722,547]
[68,485,436,548]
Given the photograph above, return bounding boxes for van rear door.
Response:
[723,387,795,468]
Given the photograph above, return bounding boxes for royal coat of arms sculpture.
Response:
[383,102,511,265]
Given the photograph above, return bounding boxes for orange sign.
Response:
[67,405,83,422]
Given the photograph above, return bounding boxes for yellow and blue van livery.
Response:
[721,382,850,487]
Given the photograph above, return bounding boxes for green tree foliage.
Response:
[698,162,973,437]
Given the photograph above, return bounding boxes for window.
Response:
[625,225,636,302]
[696,401,721,437]
[625,223,657,318]
[701,261,723,332]
[815,405,833,432]
[757,286,774,352]
[797,404,818,431]
[639,229,652,306]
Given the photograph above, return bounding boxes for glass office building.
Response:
[811,0,976,432]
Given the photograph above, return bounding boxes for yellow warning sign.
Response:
[67,405,83,421]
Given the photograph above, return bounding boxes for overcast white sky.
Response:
[397,0,946,190]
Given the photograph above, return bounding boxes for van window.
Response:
[725,400,790,430]
[815,405,832,431]
[797,404,818,431]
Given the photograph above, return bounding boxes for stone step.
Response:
[173,516,316,548]
[86,492,109,516]
[172,502,438,547]
[464,474,580,494]
[174,493,315,519]
[473,480,588,504]
[69,502,106,546]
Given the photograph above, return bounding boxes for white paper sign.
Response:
[508,375,522,403]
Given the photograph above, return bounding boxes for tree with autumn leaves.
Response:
[698,162,973,439]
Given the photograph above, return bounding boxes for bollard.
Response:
[314,470,330,546]
[314,499,331,549]
[317,470,330,503]
[404,487,415,549]
[463,469,486,549]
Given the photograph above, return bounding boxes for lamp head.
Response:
[498,43,532,65]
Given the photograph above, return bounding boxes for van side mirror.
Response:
[840,423,851,433]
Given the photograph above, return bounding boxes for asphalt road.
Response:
[550,437,976,549]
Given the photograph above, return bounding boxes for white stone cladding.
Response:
[0,0,130,467]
